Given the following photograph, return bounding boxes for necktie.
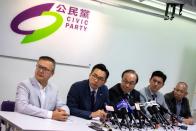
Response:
[91,91,96,111]
[124,93,133,105]
[124,93,129,100]
[152,94,156,100]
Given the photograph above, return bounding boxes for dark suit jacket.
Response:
[67,80,109,119]
[109,83,141,119]
[164,91,192,118]
[109,83,141,107]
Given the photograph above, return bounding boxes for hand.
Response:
[56,108,66,112]
[52,108,69,121]
[90,110,107,120]
[183,117,194,125]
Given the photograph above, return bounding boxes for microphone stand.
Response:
[124,99,139,129]
[121,108,131,131]
[139,109,155,129]
[136,110,143,128]
[112,112,122,130]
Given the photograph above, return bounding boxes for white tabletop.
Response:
[1,111,196,131]
[0,111,94,131]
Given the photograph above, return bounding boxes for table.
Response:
[1,111,196,131]
[0,111,93,131]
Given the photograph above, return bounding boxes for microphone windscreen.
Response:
[147,106,154,115]
[105,105,114,112]
[135,103,141,110]
[116,100,128,110]
[151,105,160,113]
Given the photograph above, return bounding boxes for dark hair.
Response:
[38,56,56,72]
[91,64,109,80]
[121,69,139,84]
[150,71,167,83]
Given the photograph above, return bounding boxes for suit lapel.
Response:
[86,82,92,111]
[145,87,152,101]
[30,77,42,108]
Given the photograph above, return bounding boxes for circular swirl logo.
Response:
[10,3,63,44]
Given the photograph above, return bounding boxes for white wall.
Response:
[0,0,196,110]
[0,56,89,102]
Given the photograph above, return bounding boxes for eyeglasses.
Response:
[91,73,105,82]
[122,80,136,86]
[174,88,186,94]
[36,64,52,73]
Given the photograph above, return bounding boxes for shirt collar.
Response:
[148,86,157,95]
[176,99,182,104]
[124,92,130,95]
[89,85,98,93]
[147,86,157,101]
[34,78,48,91]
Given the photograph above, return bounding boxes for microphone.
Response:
[158,103,186,130]
[105,105,122,130]
[150,101,170,127]
[158,104,183,123]
[116,100,131,131]
[135,103,155,129]
[123,99,138,128]
[133,102,146,128]
[145,102,160,124]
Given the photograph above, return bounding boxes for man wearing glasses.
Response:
[109,69,140,112]
[109,69,140,119]
[67,64,109,119]
[15,56,69,121]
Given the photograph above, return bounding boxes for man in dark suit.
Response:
[109,69,140,115]
[67,64,109,119]
[164,82,194,125]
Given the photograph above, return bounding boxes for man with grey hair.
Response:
[164,82,194,125]
[15,56,69,121]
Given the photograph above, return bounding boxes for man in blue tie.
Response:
[67,64,110,119]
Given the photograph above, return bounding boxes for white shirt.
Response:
[38,82,52,119]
